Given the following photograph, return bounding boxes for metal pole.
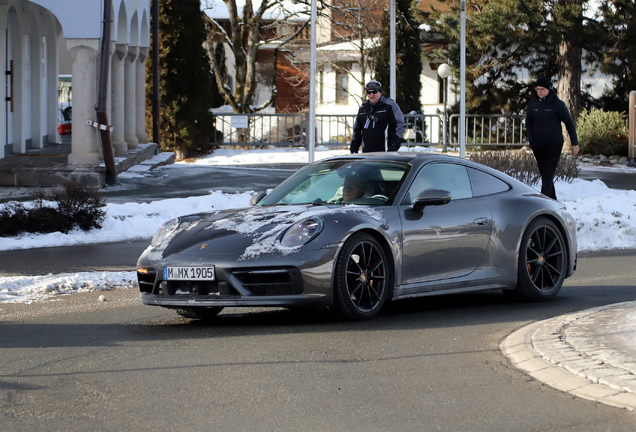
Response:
[307,0,317,163]
[97,0,117,184]
[629,91,635,166]
[152,0,161,148]
[443,78,447,152]
[390,0,396,100]
[437,63,451,151]
[459,0,466,158]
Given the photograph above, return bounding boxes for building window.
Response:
[336,69,348,104]
[319,70,324,104]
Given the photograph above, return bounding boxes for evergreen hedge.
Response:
[577,109,629,156]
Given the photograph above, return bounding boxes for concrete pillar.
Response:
[111,44,128,155]
[124,46,139,149]
[30,26,43,149]
[67,39,101,167]
[106,41,115,127]
[136,47,149,144]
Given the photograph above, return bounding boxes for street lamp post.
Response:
[437,63,451,152]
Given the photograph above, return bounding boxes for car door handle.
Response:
[473,217,489,226]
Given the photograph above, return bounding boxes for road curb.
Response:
[501,301,636,411]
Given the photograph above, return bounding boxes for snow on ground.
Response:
[0,272,136,304]
[1,146,635,304]
[180,146,352,166]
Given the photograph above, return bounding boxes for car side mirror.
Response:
[412,189,451,212]
[250,191,267,206]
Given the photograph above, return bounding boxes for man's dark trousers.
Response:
[531,143,563,200]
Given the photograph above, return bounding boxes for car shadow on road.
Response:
[1,283,634,349]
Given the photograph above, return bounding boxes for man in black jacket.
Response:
[526,77,579,200]
[350,81,406,153]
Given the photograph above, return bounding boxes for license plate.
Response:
[163,266,215,281]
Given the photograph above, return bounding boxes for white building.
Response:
[312,38,449,117]
[0,0,150,166]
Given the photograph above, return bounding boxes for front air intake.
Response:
[232,268,303,296]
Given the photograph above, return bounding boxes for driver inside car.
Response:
[342,176,367,202]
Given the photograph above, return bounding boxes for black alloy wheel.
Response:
[333,233,390,320]
[513,217,567,301]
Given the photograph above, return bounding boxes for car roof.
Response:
[320,151,463,167]
[318,151,534,192]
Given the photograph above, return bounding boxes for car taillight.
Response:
[58,123,72,135]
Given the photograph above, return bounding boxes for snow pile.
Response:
[558,179,636,252]
[0,271,137,304]
[0,191,254,251]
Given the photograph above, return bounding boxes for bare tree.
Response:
[203,0,388,113]
[202,0,311,114]
[284,0,385,110]
[328,0,385,103]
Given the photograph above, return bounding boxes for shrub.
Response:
[0,181,106,237]
[0,202,29,237]
[577,109,628,156]
[51,181,107,231]
[468,150,579,185]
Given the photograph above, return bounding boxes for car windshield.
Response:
[259,159,409,206]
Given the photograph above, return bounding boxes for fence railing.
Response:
[212,114,307,146]
[211,113,444,147]
[449,114,527,147]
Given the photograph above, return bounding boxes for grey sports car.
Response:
[137,152,577,321]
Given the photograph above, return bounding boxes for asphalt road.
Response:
[1,164,636,430]
[99,164,303,203]
[577,166,636,190]
[1,251,636,431]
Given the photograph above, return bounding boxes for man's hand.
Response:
[572,144,580,156]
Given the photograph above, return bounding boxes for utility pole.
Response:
[152,0,161,147]
[308,0,317,163]
[97,0,117,184]
[459,0,466,158]
[390,0,396,100]
[629,91,635,167]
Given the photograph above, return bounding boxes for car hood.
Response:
[156,204,389,260]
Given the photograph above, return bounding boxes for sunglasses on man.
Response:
[366,90,378,95]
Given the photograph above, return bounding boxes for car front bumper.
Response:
[137,246,338,309]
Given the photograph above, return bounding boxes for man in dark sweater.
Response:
[526,77,580,200]
[350,81,406,153]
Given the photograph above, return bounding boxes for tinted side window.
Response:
[404,163,472,204]
[467,167,510,197]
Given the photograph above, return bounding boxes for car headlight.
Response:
[151,218,180,246]
[281,217,324,248]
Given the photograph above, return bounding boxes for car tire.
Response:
[175,306,224,320]
[512,217,567,301]
[332,233,390,320]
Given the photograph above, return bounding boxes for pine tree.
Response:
[596,0,636,112]
[423,0,601,118]
[375,0,423,114]
[148,0,219,159]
